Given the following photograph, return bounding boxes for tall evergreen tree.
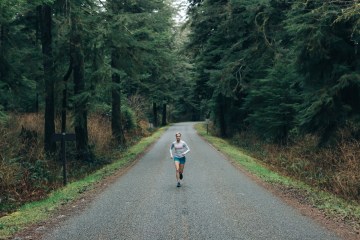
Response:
[40,4,56,152]
[0,0,41,113]
[187,0,274,136]
[243,59,301,144]
[287,1,360,145]
[186,0,230,136]
[110,48,126,144]
[70,1,89,160]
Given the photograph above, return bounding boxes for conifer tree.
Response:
[39,3,56,152]
[243,59,301,144]
[69,0,90,160]
[0,0,41,113]
[287,1,360,145]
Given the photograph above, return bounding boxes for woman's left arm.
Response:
[183,142,190,155]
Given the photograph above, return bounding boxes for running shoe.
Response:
[177,182,181,187]
[179,173,183,180]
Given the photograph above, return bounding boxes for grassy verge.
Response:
[0,127,167,239]
[195,123,360,227]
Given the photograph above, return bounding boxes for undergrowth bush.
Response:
[0,110,151,216]
[88,114,113,158]
[128,94,152,137]
[232,128,360,202]
[0,113,51,216]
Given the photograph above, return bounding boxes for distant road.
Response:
[42,122,339,240]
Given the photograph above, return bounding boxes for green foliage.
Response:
[0,106,8,123]
[335,2,360,39]
[0,0,26,23]
[186,0,360,144]
[20,160,51,188]
[243,59,302,143]
[0,0,43,112]
[121,105,137,131]
[297,73,360,145]
[286,1,360,144]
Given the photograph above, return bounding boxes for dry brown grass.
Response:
[333,140,360,199]
[0,111,150,215]
[127,94,152,137]
[232,130,360,202]
[16,113,44,134]
[88,114,113,156]
[87,114,150,156]
[0,113,49,214]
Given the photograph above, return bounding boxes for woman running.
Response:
[170,132,190,187]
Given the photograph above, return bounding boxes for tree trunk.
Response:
[0,24,4,82]
[0,24,4,55]
[0,24,10,110]
[71,12,89,161]
[161,103,167,126]
[41,5,56,153]
[0,24,2,46]
[218,94,227,137]
[153,102,157,127]
[35,93,39,113]
[62,60,72,133]
[111,49,126,145]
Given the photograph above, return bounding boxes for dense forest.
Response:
[0,0,359,215]
[185,0,359,201]
[0,0,191,214]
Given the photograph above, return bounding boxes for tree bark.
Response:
[218,94,227,138]
[111,49,126,145]
[153,102,158,127]
[62,60,72,133]
[40,5,56,153]
[71,12,89,161]
[161,103,167,126]
[35,93,39,113]
[0,24,4,82]
[0,24,10,110]
[0,24,4,55]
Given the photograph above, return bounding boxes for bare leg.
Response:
[179,163,185,175]
[174,161,180,182]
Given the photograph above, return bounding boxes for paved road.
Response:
[42,122,339,240]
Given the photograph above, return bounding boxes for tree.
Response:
[70,1,90,160]
[186,0,230,136]
[287,1,360,145]
[40,4,56,152]
[186,0,274,136]
[111,49,126,144]
[0,0,41,113]
[243,59,301,144]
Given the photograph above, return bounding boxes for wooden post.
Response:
[52,133,76,185]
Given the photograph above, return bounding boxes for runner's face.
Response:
[176,134,181,142]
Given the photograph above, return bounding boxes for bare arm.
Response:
[170,143,174,158]
[182,142,190,155]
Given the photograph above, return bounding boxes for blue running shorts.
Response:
[174,156,186,164]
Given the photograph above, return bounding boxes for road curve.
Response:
[41,122,340,240]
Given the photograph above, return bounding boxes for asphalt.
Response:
[41,122,340,240]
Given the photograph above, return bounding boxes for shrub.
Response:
[231,128,360,201]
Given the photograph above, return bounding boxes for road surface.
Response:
[41,122,339,240]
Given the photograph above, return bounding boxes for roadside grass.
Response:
[195,123,360,227]
[0,127,167,239]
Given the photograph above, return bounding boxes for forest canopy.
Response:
[185,0,360,146]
